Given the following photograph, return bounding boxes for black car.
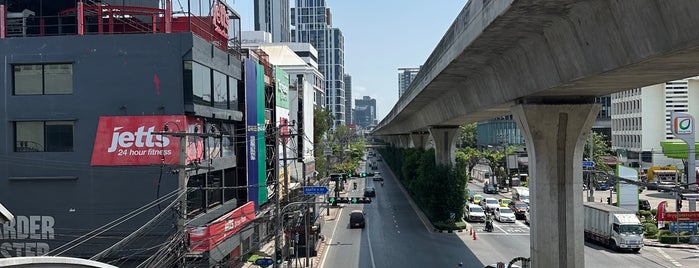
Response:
[483,184,497,194]
[364,187,376,197]
[349,210,365,228]
[372,176,384,181]
[639,199,651,211]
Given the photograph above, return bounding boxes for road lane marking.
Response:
[655,247,682,267]
[320,206,343,268]
[366,226,377,268]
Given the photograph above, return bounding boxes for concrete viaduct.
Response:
[371,0,699,267]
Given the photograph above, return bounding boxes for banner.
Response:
[188,201,255,252]
[657,201,667,229]
[90,115,203,166]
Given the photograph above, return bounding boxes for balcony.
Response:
[0,0,241,54]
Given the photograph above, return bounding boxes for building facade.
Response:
[611,78,699,170]
[253,0,291,42]
[292,0,345,127]
[398,67,420,97]
[354,96,377,129]
[0,1,267,266]
[344,74,353,125]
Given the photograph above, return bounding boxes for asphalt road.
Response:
[319,155,699,267]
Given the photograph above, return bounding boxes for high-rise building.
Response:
[611,77,699,169]
[398,67,420,97]
[355,96,377,129]
[292,1,345,127]
[254,0,291,42]
[344,74,353,125]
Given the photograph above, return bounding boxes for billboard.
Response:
[187,201,255,252]
[90,115,203,166]
[245,59,268,210]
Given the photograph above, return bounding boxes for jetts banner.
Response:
[90,115,203,166]
[188,201,255,252]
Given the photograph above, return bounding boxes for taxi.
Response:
[498,198,512,207]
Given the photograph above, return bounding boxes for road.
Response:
[319,155,699,267]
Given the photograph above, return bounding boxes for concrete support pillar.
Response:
[397,134,410,148]
[512,104,599,268]
[410,132,429,149]
[384,136,398,148]
[428,126,459,166]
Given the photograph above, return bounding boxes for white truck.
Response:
[583,202,644,252]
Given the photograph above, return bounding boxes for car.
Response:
[480,197,499,213]
[372,176,384,181]
[349,210,365,228]
[465,203,486,222]
[470,194,483,204]
[498,198,512,207]
[494,207,516,223]
[524,207,531,225]
[639,199,651,211]
[508,200,528,220]
[595,180,610,190]
[364,187,376,197]
[485,264,521,268]
[483,183,498,194]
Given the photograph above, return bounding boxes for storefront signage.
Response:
[188,202,255,252]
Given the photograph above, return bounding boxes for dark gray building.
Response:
[354,96,376,129]
[0,1,257,266]
[254,0,291,42]
[344,73,353,125]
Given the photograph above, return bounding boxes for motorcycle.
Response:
[485,219,494,232]
[381,181,384,187]
[353,182,357,190]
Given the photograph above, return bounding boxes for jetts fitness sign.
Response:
[90,115,203,166]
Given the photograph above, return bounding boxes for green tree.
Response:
[582,131,613,172]
[314,107,333,176]
[459,123,477,148]
[457,147,482,178]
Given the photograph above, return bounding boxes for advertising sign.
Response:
[188,201,255,252]
[616,165,639,213]
[90,115,203,166]
[245,59,260,209]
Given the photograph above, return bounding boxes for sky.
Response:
[229,0,467,121]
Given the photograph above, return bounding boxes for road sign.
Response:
[303,186,329,195]
[254,258,274,267]
[669,221,698,232]
[582,161,595,168]
[450,212,455,219]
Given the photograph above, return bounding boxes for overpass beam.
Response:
[428,126,459,166]
[397,134,410,148]
[512,103,599,268]
[410,131,429,149]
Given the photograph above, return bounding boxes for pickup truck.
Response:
[584,202,643,252]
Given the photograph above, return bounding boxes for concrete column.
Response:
[410,131,429,149]
[512,104,599,268]
[428,126,459,166]
[397,134,410,148]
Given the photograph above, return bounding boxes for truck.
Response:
[645,165,678,190]
[583,202,644,252]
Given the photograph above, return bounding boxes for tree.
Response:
[456,147,481,180]
[582,131,613,173]
[459,123,477,148]
[314,107,332,176]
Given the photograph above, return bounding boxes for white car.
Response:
[524,207,531,225]
[480,197,499,213]
[465,203,486,222]
[494,207,516,223]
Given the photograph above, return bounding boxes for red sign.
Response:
[90,115,203,166]
[663,211,699,221]
[212,3,229,38]
[188,201,256,252]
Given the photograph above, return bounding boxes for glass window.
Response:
[213,71,227,109]
[13,64,73,95]
[15,121,74,152]
[192,62,212,105]
[228,77,239,110]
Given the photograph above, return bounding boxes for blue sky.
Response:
[229,0,466,121]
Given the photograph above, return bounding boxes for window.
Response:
[14,63,73,95]
[192,62,212,105]
[213,71,227,109]
[15,121,74,152]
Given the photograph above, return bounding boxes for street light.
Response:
[0,203,14,224]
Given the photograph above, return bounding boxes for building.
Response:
[253,0,291,42]
[344,73,353,125]
[0,1,264,266]
[292,1,345,127]
[354,96,377,129]
[611,78,699,170]
[398,67,420,97]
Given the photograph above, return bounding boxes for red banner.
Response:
[90,115,203,166]
[188,201,256,252]
[664,211,699,221]
[657,201,667,222]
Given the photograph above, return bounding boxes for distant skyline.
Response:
[231,0,466,122]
